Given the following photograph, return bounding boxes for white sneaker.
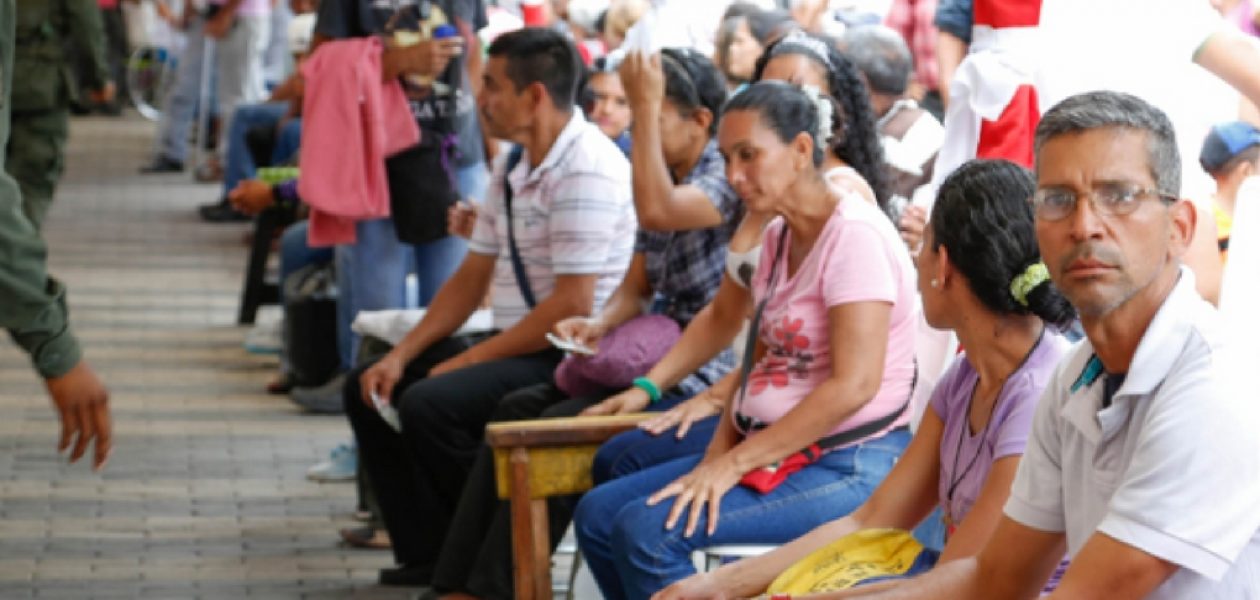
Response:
[244,306,284,355]
[307,443,357,482]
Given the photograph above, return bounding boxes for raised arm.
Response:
[621,51,726,231]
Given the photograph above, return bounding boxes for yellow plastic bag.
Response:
[767,529,930,594]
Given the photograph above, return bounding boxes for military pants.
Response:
[4,105,68,231]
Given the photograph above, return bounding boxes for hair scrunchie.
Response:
[1010,262,1050,308]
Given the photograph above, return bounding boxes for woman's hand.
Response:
[553,316,607,351]
[639,389,724,438]
[581,387,651,416]
[648,455,744,537]
[651,571,731,600]
[619,51,667,111]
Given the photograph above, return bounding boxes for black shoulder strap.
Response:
[503,146,536,308]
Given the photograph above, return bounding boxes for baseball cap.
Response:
[1200,121,1260,174]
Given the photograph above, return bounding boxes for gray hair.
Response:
[1034,91,1182,196]
[838,25,912,96]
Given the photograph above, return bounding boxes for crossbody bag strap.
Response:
[502,145,536,308]
[733,227,789,422]
[812,359,918,454]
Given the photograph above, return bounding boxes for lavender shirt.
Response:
[931,332,1071,590]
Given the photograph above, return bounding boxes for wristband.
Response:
[632,376,662,404]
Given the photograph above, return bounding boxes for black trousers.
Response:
[430,382,613,599]
[343,336,563,579]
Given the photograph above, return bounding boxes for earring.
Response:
[930,278,939,289]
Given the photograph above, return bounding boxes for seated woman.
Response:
[582,30,892,482]
[425,48,742,600]
[573,80,919,600]
[653,159,1076,600]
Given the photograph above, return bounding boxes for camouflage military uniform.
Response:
[0,0,85,379]
[7,0,111,230]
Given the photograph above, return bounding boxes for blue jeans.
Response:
[574,428,912,600]
[278,221,332,303]
[153,16,211,164]
[221,101,288,195]
[334,162,490,369]
[593,411,718,486]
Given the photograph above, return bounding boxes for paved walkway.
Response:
[0,114,406,598]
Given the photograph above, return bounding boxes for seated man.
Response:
[827,91,1260,599]
[341,27,635,587]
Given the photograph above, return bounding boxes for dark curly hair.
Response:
[930,159,1077,330]
[752,31,891,214]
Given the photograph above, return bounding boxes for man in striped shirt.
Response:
[342,27,635,587]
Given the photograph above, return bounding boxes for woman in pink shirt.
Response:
[574,80,920,600]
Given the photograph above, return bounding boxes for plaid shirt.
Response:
[636,140,743,395]
[885,0,941,92]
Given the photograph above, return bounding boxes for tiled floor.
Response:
[0,114,407,598]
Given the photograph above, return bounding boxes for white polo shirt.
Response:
[468,112,635,331]
[1005,268,1260,598]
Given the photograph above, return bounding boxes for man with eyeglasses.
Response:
[830,90,1259,599]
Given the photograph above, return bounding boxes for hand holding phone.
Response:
[545,332,597,356]
[370,391,403,432]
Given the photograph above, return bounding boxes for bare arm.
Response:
[587,253,652,333]
[657,409,949,599]
[621,52,726,231]
[453,272,598,366]
[723,301,892,475]
[1184,202,1222,305]
[821,517,1066,600]
[640,276,752,390]
[389,252,496,364]
[1196,29,1260,114]
[1044,533,1177,600]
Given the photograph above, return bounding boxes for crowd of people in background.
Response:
[4,0,1260,598]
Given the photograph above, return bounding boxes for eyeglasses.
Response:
[1030,184,1177,221]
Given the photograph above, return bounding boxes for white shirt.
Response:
[468,112,635,331]
[1005,268,1260,598]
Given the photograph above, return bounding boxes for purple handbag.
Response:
[554,314,681,397]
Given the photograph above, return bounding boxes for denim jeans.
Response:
[221,101,287,195]
[278,221,332,303]
[153,16,209,164]
[574,427,912,600]
[592,404,717,486]
[334,162,490,369]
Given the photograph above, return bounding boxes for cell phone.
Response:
[370,391,403,432]
[545,333,597,356]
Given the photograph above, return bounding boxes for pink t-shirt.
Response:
[737,197,918,446]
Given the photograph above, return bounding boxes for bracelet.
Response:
[632,376,662,404]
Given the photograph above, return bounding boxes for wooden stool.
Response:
[487,414,650,600]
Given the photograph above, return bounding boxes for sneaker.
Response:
[243,309,282,355]
[291,372,348,414]
[306,443,356,482]
[198,199,250,223]
[139,155,185,174]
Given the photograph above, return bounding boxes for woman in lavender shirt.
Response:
[656,159,1076,599]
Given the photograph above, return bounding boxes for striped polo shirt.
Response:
[468,112,635,331]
